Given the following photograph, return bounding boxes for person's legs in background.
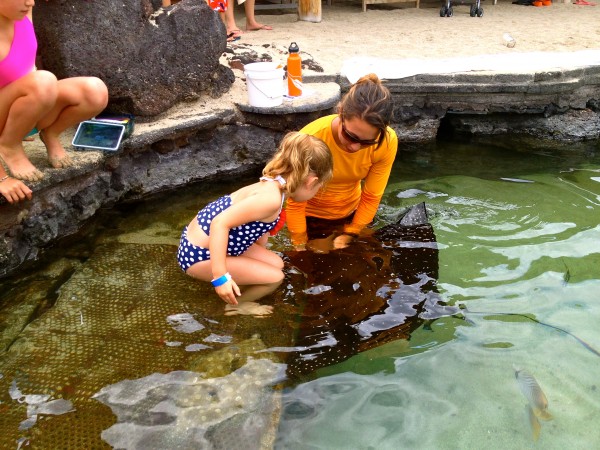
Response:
[220,3,243,40]
[244,0,273,31]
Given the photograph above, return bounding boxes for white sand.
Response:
[230,0,600,75]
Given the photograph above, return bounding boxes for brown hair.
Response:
[263,132,333,194]
[338,73,393,148]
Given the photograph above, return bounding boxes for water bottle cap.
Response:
[289,42,300,53]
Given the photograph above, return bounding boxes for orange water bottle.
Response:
[287,42,302,97]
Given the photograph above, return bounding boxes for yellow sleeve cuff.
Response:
[290,231,308,246]
[343,223,365,236]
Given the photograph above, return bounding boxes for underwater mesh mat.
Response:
[0,243,286,449]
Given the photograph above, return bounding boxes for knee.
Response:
[82,77,109,110]
[28,71,58,106]
[271,253,285,271]
[265,266,285,285]
[274,268,285,283]
[275,258,285,271]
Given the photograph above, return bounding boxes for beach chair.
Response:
[440,0,483,16]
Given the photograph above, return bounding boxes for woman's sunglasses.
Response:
[341,119,380,147]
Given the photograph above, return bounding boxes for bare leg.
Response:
[37,76,108,168]
[162,0,172,7]
[234,280,282,303]
[220,5,242,37]
[0,70,58,181]
[221,244,283,315]
[244,0,273,31]
[186,243,284,315]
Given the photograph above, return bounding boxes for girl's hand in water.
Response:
[215,279,241,305]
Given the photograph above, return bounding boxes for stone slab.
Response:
[235,82,341,115]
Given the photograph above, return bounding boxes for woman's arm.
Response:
[344,129,398,235]
[285,198,309,248]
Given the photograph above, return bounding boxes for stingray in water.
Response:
[283,202,459,377]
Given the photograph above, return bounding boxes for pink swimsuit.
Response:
[0,16,37,89]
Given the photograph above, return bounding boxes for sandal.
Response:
[227,32,241,42]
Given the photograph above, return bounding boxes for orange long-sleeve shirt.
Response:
[286,114,398,245]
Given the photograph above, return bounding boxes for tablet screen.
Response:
[72,121,125,151]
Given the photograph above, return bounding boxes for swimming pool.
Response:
[1,136,599,449]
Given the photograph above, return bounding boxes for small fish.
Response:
[514,365,553,421]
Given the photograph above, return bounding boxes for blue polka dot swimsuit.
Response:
[177,177,285,272]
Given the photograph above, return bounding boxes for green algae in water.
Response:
[482,342,515,349]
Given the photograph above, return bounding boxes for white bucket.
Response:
[244,62,284,107]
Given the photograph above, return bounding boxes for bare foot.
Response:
[246,23,273,31]
[40,130,74,169]
[48,154,74,169]
[0,143,44,182]
[224,302,274,317]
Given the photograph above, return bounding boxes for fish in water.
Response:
[284,203,459,377]
[514,365,553,421]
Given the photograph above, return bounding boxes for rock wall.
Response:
[34,0,234,116]
[385,68,600,142]
[0,122,283,277]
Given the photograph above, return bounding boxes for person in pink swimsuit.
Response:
[0,0,108,203]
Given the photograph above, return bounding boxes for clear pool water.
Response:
[1,136,599,449]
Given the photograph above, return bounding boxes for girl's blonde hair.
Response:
[338,73,393,149]
[263,132,333,194]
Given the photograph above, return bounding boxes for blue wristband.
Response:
[211,272,231,287]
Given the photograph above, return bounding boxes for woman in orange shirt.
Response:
[285,73,398,250]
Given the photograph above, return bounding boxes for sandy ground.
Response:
[226,0,600,75]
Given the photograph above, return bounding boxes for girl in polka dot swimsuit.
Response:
[177,132,333,310]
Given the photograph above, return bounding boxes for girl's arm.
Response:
[256,234,269,247]
[209,191,280,303]
[285,198,308,248]
[208,216,241,304]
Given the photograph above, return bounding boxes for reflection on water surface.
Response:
[1,136,599,449]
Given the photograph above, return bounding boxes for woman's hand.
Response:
[307,234,335,254]
[215,279,241,305]
[0,177,32,204]
[333,233,354,249]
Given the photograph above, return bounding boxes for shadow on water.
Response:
[1,135,599,448]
